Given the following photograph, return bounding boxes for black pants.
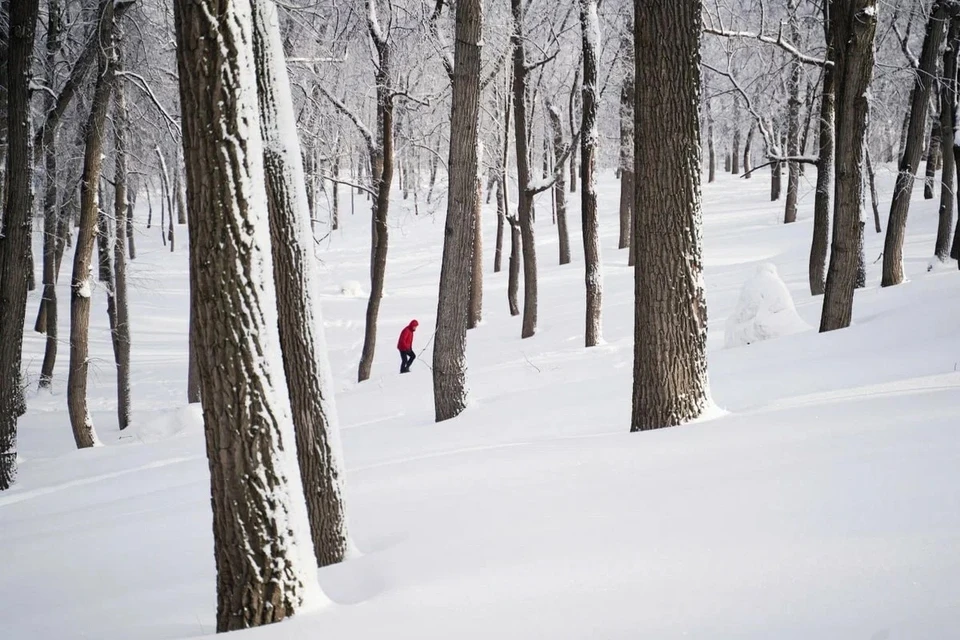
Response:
[400,349,416,373]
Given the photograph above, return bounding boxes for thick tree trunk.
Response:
[936,19,960,261]
[784,0,802,224]
[469,171,484,329]
[547,104,571,265]
[68,0,117,450]
[618,72,635,250]
[187,280,201,404]
[882,2,949,287]
[511,0,538,339]
[810,5,835,296]
[38,0,62,389]
[821,0,877,332]
[357,7,394,383]
[252,1,350,566]
[433,0,482,422]
[175,159,187,224]
[580,0,603,347]
[0,0,41,489]
[174,0,321,630]
[771,158,782,201]
[632,0,710,431]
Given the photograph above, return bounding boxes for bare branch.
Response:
[703,25,831,67]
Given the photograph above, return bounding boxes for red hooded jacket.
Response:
[397,320,418,351]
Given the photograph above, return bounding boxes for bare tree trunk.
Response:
[69,0,117,450]
[469,167,484,329]
[882,2,949,287]
[507,216,521,316]
[110,38,132,432]
[357,3,395,382]
[547,104,570,265]
[810,5,835,296]
[511,0,539,339]
[771,158,782,201]
[568,64,580,193]
[494,177,506,272]
[331,154,340,231]
[175,157,187,224]
[426,136,440,203]
[126,182,137,259]
[0,0,41,489]
[494,68,512,274]
[174,0,322,629]
[936,19,960,261]
[632,0,710,431]
[821,0,877,332]
[97,181,112,282]
[866,144,882,233]
[187,276,201,404]
[924,113,941,200]
[251,1,350,566]
[618,71,635,251]
[37,0,62,389]
[706,97,716,183]
[732,96,742,175]
[743,123,755,178]
[580,0,603,347]
[784,0,802,223]
[433,0,482,422]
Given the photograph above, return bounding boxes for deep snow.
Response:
[2,165,959,639]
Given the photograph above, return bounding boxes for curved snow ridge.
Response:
[741,372,960,415]
[0,456,200,509]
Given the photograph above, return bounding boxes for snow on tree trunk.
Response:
[69,0,116,450]
[725,264,810,348]
[174,0,323,630]
[935,19,960,262]
[251,0,351,567]
[0,0,41,489]
[580,0,603,348]
[784,0,802,224]
[810,3,835,296]
[882,2,949,287]
[547,103,571,265]
[821,0,877,332]
[433,0,483,422]
[632,0,711,431]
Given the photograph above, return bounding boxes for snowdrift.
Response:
[724,262,810,348]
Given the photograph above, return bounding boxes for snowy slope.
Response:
[2,167,959,639]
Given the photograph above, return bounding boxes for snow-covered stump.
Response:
[725,263,810,348]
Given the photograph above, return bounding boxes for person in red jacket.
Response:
[397,319,419,373]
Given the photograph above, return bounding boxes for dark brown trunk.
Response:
[936,19,960,261]
[507,216,521,316]
[743,123,755,178]
[821,0,877,332]
[784,0,802,223]
[547,104,570,265]
[111,37,131,432]
[810,4,835,296]
[433,0,482,421]
[882,2,949,287]
[925,114,941,200]
[618,73,635,250]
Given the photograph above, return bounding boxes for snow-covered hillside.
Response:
[2,168,959,639]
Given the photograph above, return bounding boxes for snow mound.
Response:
[131,404,203,443]
[724,263,810,348]
[340,280,365,297]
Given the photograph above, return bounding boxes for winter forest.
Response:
[1,0,959,637]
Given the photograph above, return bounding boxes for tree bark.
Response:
[820,0,877,332]
[110,36,132,432]
[866,144,882,233]
[935,18,960,261]
[547,104,571,265]
[618,72,635,251]
[0,0,40,489]
[784,0,802,223]
[732,96,742,175]
[68,0,116,450]
[433,0,482,422]
[569,64,580,193]
[706,97,716,183]
[743,123,755,178]
[38,0,61,389]
[924,113,942,200]
[97,181,112,282]
[632,0,710,431]
[810,3,835,296]
[494,67,512,274]
[174,0,321,630]
[511,0,539,339]
[357,2,395,382]
[508,216,521,316]
[882,2,949,287]
[252,0,350,566]
[469,170,484,329]
[580,0,603,347]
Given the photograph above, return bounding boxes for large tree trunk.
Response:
[511,0,538,339]
[580,0,603,347]
[68,0,116,450]
[784,0,802,224]
[618,72,635,251]
[632,0,710,431]
[38,0,62,390]
[809,3,836,296]
[110,38,131,432]
[251,0,350,566]
[0,0,41,489]
[936,19,960,262]
[820,0,877,332]
[357,7,394,383]
[547,104,571,265]
[174,0,322,630]
[433,0,482,422]
[882,2,949,287]
[469,169,484,329]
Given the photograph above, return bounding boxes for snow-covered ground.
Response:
[2,166,959,639]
